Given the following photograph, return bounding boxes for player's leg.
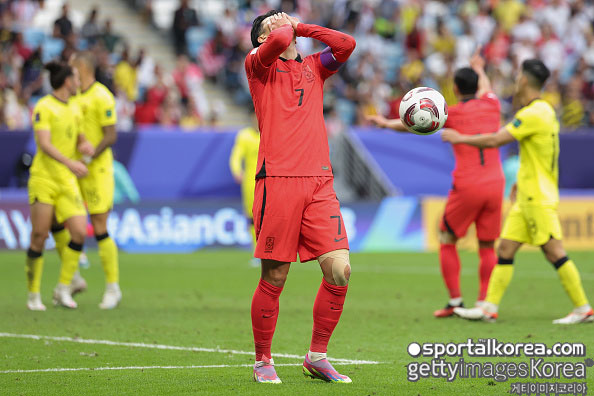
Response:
[301,248,352,383]
[90,211,121,309]
[53,214,86,309]
[475,181,503,305]
[50,220,69,259]
[26,201,54,311]
[51,219,87,296]
[455,202,527,321]
[455,239,522,321]
[251,259,290,383]
[250,177,302,383]
[299,177,351,383]
[52,184,87,309]
[311,249,350,356]
[435,229,462,316]
[540,238,593,324]
[477,240,497,303]
[435,187,479,316]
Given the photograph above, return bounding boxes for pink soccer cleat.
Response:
[253,356,281,383]
[302,354,352,383]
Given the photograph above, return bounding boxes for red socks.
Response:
[251,279,283,361]
[310,278,348,353]
[478,247,497,301]
[439,243,461,299]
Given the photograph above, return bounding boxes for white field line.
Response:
[0,332,380,365]
[0,363,303,374]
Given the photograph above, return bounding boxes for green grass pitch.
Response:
[1,250,593,395]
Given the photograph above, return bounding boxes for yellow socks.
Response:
[97,233,119,284]
[58,241,83,285]
[25,249,44,293]
[51,225,70,259]
[485,259,515,306]
[555,258,589,308]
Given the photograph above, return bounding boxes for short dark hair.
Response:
[250,10,279,48]
[454,67,479,96]
[72,51,96,71]
[522,59,550,89]
[44,61,73,89]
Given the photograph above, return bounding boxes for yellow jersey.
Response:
[506,99,559,206]
[229,126,260,187]
[76,82,117,168]
[30,95,81,184]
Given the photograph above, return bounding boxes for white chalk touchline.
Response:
[0,332,380,365]
[0,363,306,374]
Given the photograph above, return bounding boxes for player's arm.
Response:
[229,131,245,184]
[253,16,294,69]
[93,125,117,159]
[93,91,118,159]
[366,115,409,133]
[294,21,355,68]
[36,128,88,178]
[441,126,515,148]
[470,47,492,98]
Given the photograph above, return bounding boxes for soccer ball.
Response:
[399,87,448,135]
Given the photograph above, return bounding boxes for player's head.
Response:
[70,51,96,80]
[251,10,280,48]
[517,59,550,94]
[453,67,479,98]
[45,61,78,95]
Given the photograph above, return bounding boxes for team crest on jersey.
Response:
[106,109,112,117]
[512,118,522,127]
[303,64,315,83]
[35,112,40,122]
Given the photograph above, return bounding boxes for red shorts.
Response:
[252,176,349,262]
[440,180,504,241]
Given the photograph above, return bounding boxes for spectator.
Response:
[53,3,72,38]
[172,0,199,55]
[561,76,586,128]
[81,8,101,47]
[101,19,121,53]
[114,46,138,102]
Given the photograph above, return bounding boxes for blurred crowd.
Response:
[1,0,593,132]
[175,0,594,131]
[0,0,215,131]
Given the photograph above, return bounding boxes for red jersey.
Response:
[444,92,504,186]
[245,23,355,177]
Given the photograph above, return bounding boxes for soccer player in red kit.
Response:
[246,11,355,383]
[367,49,504,317]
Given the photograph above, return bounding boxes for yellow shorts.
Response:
[28,175,86,223]
[78,163,114,215]
[501,202,563,246]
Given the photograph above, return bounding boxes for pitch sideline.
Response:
[0,332,381,369]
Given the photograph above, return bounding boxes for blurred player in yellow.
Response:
[229,115,260,265]
[443,59,592,324]
[27,61,95,310]
[70,52,121,309]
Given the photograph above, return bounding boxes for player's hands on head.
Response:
[441,128,462,144]
[470,46,485,72]
[67,159,89,178]
[283,12,300,30]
